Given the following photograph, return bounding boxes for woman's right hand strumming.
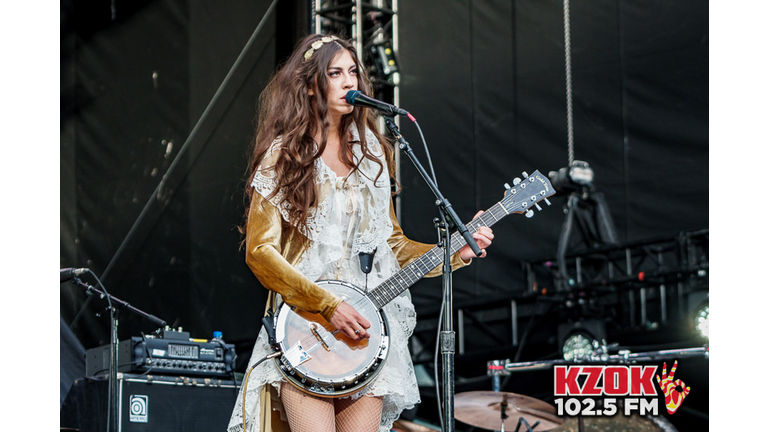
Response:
[329,301,371,340]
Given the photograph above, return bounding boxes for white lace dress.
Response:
[227,124,420,432]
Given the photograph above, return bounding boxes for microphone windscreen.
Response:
[345,90,361,105]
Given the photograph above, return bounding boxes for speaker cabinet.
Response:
[60,374,239,431]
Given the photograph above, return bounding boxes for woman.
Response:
[227,34,494,432]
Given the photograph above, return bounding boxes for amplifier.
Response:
[86,331,236,378]
[61,373,239,432]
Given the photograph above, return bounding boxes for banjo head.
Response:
[273,280,390,397]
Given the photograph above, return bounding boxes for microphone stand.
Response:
[384,118,481,432]
[70,277,166,432]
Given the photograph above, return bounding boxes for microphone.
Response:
[61,267,88,283]
[345,90,410,116]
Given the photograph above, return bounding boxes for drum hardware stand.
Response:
[499,395,508,431]
[384,118,482,432]
[68,274,167,432]
[487,361,543,432]
[514,417,541,432]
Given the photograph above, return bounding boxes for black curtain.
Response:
[60,0,278,386]
[397,0,707,310]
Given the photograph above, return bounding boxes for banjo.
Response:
[270,170,555,397]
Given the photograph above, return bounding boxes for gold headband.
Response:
[303,36,341,61]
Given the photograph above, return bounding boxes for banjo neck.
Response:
[365,170,553,310]
[365,200,506,309]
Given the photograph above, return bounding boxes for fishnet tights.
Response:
[280,381,383,432]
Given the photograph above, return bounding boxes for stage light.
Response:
[548,160,594,194]
[558,319,606,361]
[562,332,596,361]
[694,302,709,339]
[369,41,399,77]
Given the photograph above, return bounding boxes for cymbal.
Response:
[454,391,564,431]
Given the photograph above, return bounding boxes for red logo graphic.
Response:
[656,360,690,414]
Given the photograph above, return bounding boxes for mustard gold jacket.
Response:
[244,192,470,321]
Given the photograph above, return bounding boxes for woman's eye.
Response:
[328,71,340,77]
[350,69,358,75]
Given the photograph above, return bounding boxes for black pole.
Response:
[108,309,119,432]
[439,211,456,432]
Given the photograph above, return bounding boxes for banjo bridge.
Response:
[309,323,331,352]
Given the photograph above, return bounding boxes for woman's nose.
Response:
[343,74,354,88]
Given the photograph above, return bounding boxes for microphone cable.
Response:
[405,116,440,188]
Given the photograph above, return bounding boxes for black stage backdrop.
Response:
[397,0,707,307]
[61,0,708,429]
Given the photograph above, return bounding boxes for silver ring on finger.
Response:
[354,328,361,335]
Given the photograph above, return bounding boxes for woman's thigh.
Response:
[280,382,336,432]
[335,395,383,432]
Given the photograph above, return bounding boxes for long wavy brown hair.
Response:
[243,34,396,238]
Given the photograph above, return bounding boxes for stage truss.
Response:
[312,0,404,216]
[410,230,709,365]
